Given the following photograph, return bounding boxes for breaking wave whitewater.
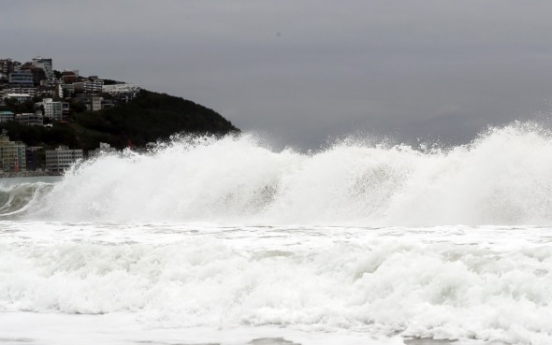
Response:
[7,121,552,226]
[1,224,552,345]
[3,122,552,344]
[0,181,53,218]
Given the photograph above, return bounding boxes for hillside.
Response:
[0,90,239,151]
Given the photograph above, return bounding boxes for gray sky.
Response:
[3,1,552,149]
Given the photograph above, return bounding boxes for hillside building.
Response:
[0,59,17,75]
[31,57,54,81]
[62,102,70,117]
[34,86,57,98]
[20,66,46,86]
[61,83,74,97]
[15,113,43,126]
[3,93,31,103]
[75,95,103,111]
[45,145,83,172]
[2,86,36,98]
[101,98,115,109]
[73,80,104,94]
[88,142,116,157]
[38,98,63,121]
[102,84,140,102]
[8,70,34,85]
[0,111,14,123]
[0,130,26,171]
[25,146,43,171]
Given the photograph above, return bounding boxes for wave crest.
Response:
[13,123,552,226]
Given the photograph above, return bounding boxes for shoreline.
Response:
[0,171,63,179]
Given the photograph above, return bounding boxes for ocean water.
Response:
[1,123,552,345]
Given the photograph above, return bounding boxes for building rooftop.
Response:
[4,93,31,98]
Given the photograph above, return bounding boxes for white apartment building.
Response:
[102,84,140,95]
[39,98,63,121]
[102,84,141,102]
[45,145,83,172]
[3,93,31,103]
[74,80,104,94]
[3,87,36,97]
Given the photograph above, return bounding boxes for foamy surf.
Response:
[1,123,552,344]
[1,224,551,344]
[8,121,552,226]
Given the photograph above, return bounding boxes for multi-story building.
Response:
[34,86,56,98]
[31,57,54,81]
[45,145,83,172]
[25,146,43,171]
[102,83,140,95]
[61,70,78,84]
[15,113,43,126]
[0,111,14,123]
[3,86,36,97]
[61,83,74,97]
[88,142,116,157]
[20,66,46,86]
[101,98,115,109]
[101,84,140,102]
[3,93,32,103]
[88,96,102,111]
[62,102,70,117]
[8,70,33,85]
[76,95,103,111]
[38,98,63,121]
[0,59,19,75]
[0,60,11,75]
[73,80,104,94]
[12,61,22,72]
[0,130,26,171]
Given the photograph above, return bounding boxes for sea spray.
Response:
[2,124,552,344]
[8,121,552,225]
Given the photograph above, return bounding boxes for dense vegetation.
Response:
[0,89,239,151]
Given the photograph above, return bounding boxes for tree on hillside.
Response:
[0,89,239,152]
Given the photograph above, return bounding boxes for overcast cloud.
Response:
[3,1,552,149]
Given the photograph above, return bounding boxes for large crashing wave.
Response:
[14,122,552,225]
[0,182,53,218]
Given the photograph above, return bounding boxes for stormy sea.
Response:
[1,123,552,345]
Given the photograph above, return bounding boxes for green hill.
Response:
[0,89,239,151]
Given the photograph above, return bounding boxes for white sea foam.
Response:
[2,124,552,344]
[19,121,552,226]
[1,224,552,344]
[0,312,407,345]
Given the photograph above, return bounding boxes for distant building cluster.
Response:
[0,56,141,119]
[0,128,118,173]
[0,56,140,172]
